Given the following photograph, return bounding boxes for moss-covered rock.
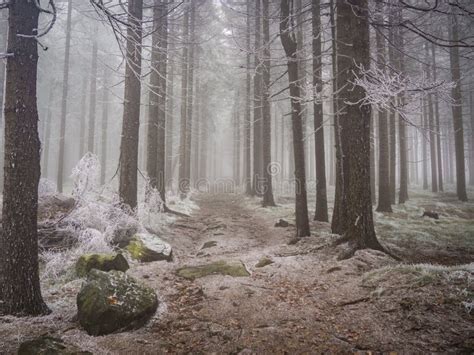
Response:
[255,257,274,268]
[110,225,139,248]
[77,269,158,336]
[201,241,217,249]
[176,260,250,280]
[126,233,172,262]
[17,336,91,355]
[75,253,129,277]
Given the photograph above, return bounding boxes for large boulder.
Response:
[17,336,91,355]
[77,269,158,336]
[110,225,139,248]
[75,253,129,277]
[126,233,172,262]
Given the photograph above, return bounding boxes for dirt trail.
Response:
[93,193,473,354]
[1,193,471,354]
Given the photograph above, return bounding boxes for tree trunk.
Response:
[244,0,252,195]
[470,86,474,186]
[448,12,468,201]
[336,0,384,255]
[431,43,443,191]
[184,2,195,192]
[424,43,438,192]
[252,0,263,197]
[56,0,73,193]
[78,74,88,161]
[422,98,428,190]
[42,84,55,180]
[280,0,310,238]
[100,66,109,185]
[312,0,328,221]
[375,0,392,213]
[261,0,275,207]
[0,10,8,191]
[178,7,189,196]
[118,0,143,209]
[87,25,98,154]
[0,0,49,316]
[388,9,396,204]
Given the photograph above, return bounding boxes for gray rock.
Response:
[126,233,173,262]
[110,225,139,248]
[77,270,158,336]
[75,253,129,277]
[17,336,91,355]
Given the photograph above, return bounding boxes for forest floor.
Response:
[0,190,473,354]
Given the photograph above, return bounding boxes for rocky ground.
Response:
[0,192,473,354]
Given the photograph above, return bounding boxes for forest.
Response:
[0,0,473,353]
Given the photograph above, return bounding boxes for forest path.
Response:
[94,193,472,354]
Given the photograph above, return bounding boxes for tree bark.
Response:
[178,7,189,196]
[118,0,143,209]
[0,0,49,316]
[312,0,328,221]
[87,25,99,154]
[336,0,384,255]
[431,43,443,191]
[375,0,392,213]
[261,0,275,207]
[280,0,310,238]
[56,0,73,193]
[448,12,468,201]
[100,66,109,185]
[78,73,88,161]
[244,0,252,195]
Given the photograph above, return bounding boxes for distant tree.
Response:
[448,10,468,201]
[312,0,328,221]
[100,66,109,185]
[87,24,99,154]
[57,0,73,193]
[375,0,392,213]
[0,0,50,316]
[280,0,310,238]
[244,0,252,195]
[261,0,275,207]
[118,0,143,209]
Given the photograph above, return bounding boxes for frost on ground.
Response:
[0,183,473,353]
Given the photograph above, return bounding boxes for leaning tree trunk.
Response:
[119,0,143,209]
[56,0,73,193]
[261,0,275,207]
[336,0,385,256]
[448,12,468,201]
[280,0,310,238]
[312,0,328,221]
[0,0,49,316]
[375,0,392,213]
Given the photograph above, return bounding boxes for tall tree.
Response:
[425,42,438,192]
[118,0,143,209]
[448,11,468,201]
[280,0,310,238]
[87,24,99,154]
[78,74,88,160]
[0,0,49,316]
[100,66,109,185]
[334,0,385,256]
[375,0,392,213]
[56,0,73,193]
[244,0,252,195]
[312,0,328,221]
[431,43,443,191]
[261,0,275,207]
[252,0,263,196]
[178,6,190,197]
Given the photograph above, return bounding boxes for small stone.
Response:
[201,241,218,249]
[18,336,91,355]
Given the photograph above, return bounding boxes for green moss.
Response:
[176,260,250,280]
[255,257,274,268]
[126,234,172,262]
[75,253,129,277]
